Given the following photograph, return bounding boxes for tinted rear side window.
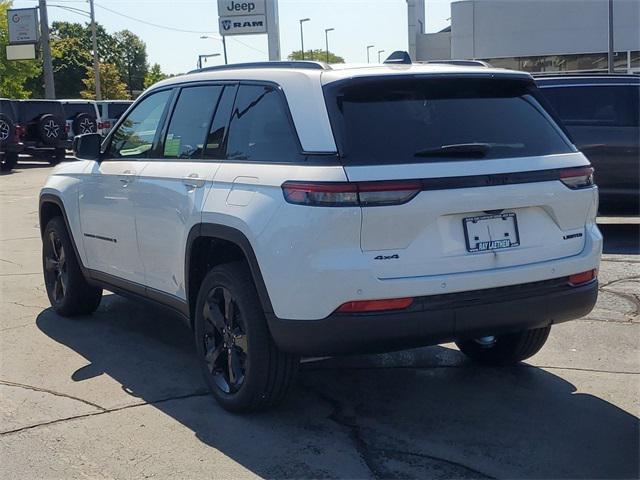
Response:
[0,100,17,121]
[540,85,639,127]
[323,76,573,165]
[109,103,131,119]
[63,103,96,118]
[225,85,299,162]
[18,102,64,121]
[163,85,222,159]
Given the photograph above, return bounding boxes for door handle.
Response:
[182,173,205,189]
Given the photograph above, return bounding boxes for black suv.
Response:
[536,75,640,215]
[0,98,23,172]
[16,100,67,164]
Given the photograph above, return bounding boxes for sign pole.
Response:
[266,0,280,61]
[38,0,56,99]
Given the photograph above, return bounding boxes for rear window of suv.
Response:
[18,101,65,121]
[323,76,574,165]
[63,103,96,118]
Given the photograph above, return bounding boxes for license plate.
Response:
[463,213,520,252]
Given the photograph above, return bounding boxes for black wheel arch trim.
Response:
[185,223,274,319]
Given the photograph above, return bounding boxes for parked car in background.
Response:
[536,75,640,215]
[0,98,23,172]
[60,100,101,147]
[96,100,133,136]
[16,100,67,164]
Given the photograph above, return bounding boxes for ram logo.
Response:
[374,254,399,260]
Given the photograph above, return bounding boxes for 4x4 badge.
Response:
[374,254,399,260]
[43,120,59,138]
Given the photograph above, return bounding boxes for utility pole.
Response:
[607,0,614,73]
[89,0,101,100]
[266,0,280,61]
[38,0,55,99]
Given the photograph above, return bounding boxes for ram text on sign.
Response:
[219,15,267,36]
[7,8,39,44]
[217,0,266,17]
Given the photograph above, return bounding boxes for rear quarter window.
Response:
[323,76,574,166]
[540,85,639,127]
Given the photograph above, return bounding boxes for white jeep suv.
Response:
[39,59,601,412]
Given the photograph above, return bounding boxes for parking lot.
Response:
[1,159,638,479]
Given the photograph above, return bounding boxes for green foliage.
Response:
[115,30,148,95]
[51,36,92,98]
[287,49,345,63]
[0,0,41,98]
[144,63,167,89]
[81,63,130,100]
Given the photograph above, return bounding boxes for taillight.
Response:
[560,166,594,189]
[568,269,597,286]
[14,124,24,141]
[336,297,414,313]
[282,180,422,207]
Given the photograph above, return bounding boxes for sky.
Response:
[12,0,453,75]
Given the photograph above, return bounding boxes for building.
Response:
[410,0,640,74]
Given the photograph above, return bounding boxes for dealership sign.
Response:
[219,15,267,35]
[217,0,266,36]
[7,8,39,44]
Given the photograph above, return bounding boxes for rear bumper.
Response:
[266,277,598,356]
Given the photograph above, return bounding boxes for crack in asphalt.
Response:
[303,364,639,375]
[302,384,495,479]
[0,380,107,412]
[0,272,40,277]
[0,389,210,436]
[5,301,45,309]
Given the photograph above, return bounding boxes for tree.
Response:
[144,63,168,89]
[114,30,148,96]
[51,35,92,98]
[81,63,130,100]
[288,49,345,63]
[0,0,41,98]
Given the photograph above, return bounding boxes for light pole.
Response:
[377,49,385,63]
[200,35,227,65]
[38,0,55,98]
[366,45,374,63]
[324,28,334,63]
[607,0,614,72]
[198,53,221,70]
[299,18,310,60]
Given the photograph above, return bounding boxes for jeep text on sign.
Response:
[219,14,267,36]
[217,0,266,17]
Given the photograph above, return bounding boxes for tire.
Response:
[0,152,18,172]
[194,262,299,413]
[0,114,15,146]
[38,114,64,146]
[42,217,102,317]
[72,113,97,135]
[455,326,551,365]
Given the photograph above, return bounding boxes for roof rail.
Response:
[384,50,412,65]
[188,60,331,74]
[422,59,492,67]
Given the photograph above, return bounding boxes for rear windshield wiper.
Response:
[413,142,523,158]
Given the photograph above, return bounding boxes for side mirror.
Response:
[73,133,102,161]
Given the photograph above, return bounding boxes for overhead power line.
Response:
[92,1,267,54]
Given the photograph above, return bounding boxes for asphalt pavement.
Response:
[1,158,638,479]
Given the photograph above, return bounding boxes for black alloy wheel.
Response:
[43,230,68,307]
[202,286,248,394]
